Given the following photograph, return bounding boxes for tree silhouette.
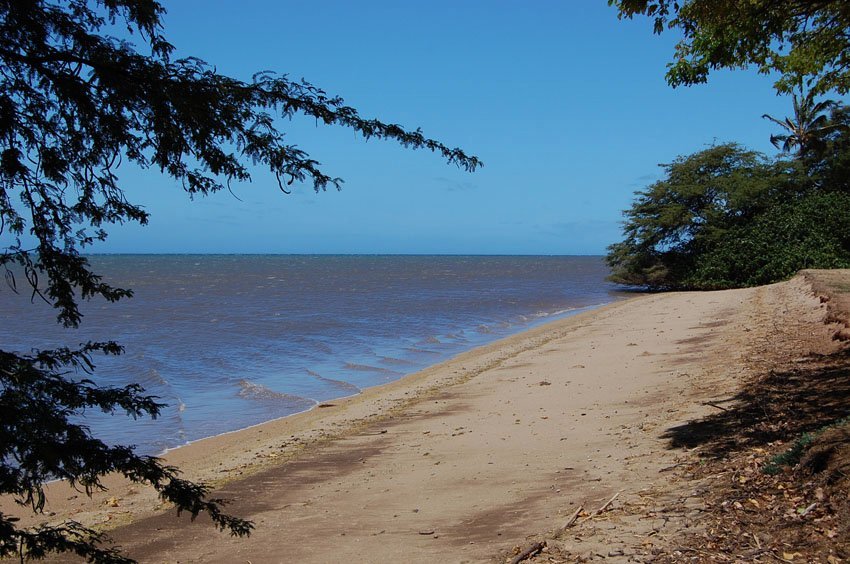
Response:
[0,1,480,562]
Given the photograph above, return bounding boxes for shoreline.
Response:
[156,300,615,458]
[2,296,636,534]
[162,297,632,476]
[0,255,619,460]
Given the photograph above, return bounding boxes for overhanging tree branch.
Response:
[0,0,481,561]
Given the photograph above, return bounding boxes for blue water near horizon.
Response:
[0,255,625,455]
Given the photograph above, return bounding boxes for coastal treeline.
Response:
[607,106,850,289]
[608,0,850,289]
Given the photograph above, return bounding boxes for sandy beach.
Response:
[5,272,846,563]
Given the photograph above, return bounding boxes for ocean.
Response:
[0,255,623,455]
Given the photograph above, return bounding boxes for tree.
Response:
[810,104,850,190]
[762,92,843,157]
[606,143,811,289]
[0,1,481,562]
[610,0,850,96]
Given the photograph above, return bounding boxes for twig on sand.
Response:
[552,491,621,538]
[554,505,584,537]
[589,491,621,518]
[702,401,730,412]
[509,541,546,564]
[659,461,688,472]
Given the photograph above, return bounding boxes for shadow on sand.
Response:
[662,348,850,457]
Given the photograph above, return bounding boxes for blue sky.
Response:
[100,1,798,255]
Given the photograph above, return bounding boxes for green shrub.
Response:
[686,191,850,288]
[607,140,850,290]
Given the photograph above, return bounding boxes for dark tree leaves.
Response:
[610,0,850,96]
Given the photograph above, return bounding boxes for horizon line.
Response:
[83,252,606,257]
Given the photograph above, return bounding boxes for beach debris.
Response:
[581,491,620,523]
[509,540,546,564]
[554,505,584,536]
[701,400,730,412]
[317,403,336,408]
[538,380,551,386]
[417,530,434,535]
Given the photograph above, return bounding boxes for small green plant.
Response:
[763,416,850,475]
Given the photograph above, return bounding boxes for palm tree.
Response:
[762,93,845,157]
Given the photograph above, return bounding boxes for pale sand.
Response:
[4,277,830,562]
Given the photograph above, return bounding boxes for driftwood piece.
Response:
[509,541,546,564]
[554,505,584,537]
[591,491,620,517]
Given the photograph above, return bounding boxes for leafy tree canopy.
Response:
[607,143,798,288]
[610,0,850,96]
[0,0,480,561]
[606,118,850,290]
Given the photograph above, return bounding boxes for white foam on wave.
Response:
[532,307,578,319]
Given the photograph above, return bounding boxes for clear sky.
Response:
[98,0,800,255]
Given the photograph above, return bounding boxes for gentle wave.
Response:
[237,379,317,409]
[305,340,333,355]
[305,369,361,393]
[404,346,441,355]
[378,356,418,366]
[518,307,578,322]
[342,362,403,376]
[134,368,170,388]
[537,307,578,318]
[443,333,468,342]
